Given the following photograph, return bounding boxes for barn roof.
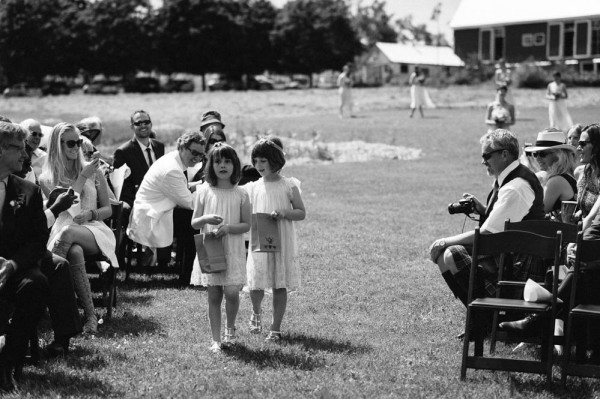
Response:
[450,0,600,29]
[375,42,464,67]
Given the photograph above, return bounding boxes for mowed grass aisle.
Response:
[3,87,600,398]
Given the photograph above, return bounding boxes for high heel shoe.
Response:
[249,312,262,334]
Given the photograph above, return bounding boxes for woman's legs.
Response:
[249,289,264,333]
[418,105,424,118]
[224,286,240,330]
[207,286,223,343]
[271,288,287,332]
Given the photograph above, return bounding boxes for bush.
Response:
[513,61,548,88]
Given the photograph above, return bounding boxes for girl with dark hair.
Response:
[190,143,251,352]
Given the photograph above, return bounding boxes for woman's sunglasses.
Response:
[578,140,590,148]
[62,139,83,148]
[531,152,549,158]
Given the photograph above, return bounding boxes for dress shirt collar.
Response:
[497,160,520,186]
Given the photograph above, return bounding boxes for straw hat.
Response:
[524,129,575,153]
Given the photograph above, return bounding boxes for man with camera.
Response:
[428,129,545,313]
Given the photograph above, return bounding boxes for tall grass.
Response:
[3,88,600,398]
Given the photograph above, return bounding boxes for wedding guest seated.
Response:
[19,119,47,184]
[0,122,49,391]
[524,128,577,220]
[39,123,117,335]
[76,116,103,146]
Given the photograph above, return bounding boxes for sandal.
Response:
[223,327,236,345]
[265,331,282,342]
[249,312,262,334]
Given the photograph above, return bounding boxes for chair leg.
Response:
[561,314,574,387]
[107,268,117,321]
[490,310,499,354]
[461,307,473,380]
[125,239,133,282]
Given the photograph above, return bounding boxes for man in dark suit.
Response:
[113,110,166,266]
[0,122,49,391]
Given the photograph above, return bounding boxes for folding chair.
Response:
[461,227,562,385]
[561,233,600,386]
[85,202,123,321]
[489,219,578,352]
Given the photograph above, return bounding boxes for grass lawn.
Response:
[2,86,600,398]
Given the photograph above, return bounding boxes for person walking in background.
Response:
[409,66,434,118]
[190,143,251,353]
[546,72,573,132]
[485,85,515,131]
[337,64,353,119]
[244,136,306,342]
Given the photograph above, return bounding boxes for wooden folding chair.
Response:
[85,201,123,321]
[561,233,600,386]
[461,227,562,385]
[489,219,579,352]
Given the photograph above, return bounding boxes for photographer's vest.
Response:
[480,164,545,226]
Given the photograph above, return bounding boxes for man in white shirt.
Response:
[19,119,47,183]
[428,129,545,311]
[127,131,205,268]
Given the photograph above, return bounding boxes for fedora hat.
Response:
[524,129,575,153]
[200,110,225,130]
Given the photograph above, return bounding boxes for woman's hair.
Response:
[41,122,84,187]
[553,71,561,78]
[583,123,600,174]
[546,148,576,178]
[567,124,583,139]
[204,143,241,186]
[251,136,286,173]
[480,129,519,160]
[203,125,227,152]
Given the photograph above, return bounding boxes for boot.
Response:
[498,314,541,334]
[70,262,97,335]
[441,271,468,306]
[51,239,72,260]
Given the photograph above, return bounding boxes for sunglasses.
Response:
[481,148,506,161]
[187,147,204,158]
[132,120,151,126]
[532,152,549,158]
[578,140,590,148]
[82,129,100,140]
[30,132,44,138]
[62,139,83,148]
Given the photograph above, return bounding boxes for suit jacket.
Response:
[113,137,165,207]
[127,151,193,248]
[0,175,48,273]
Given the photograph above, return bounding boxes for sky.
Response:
[269,0,463,44]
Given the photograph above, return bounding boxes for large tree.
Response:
[271,0,362,79]
[354,0,397,47]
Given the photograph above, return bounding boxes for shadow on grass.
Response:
[97,312,164,338]
[284,333,370,355]
[21,368,122,397]
[117,275,182,290]
[225,344,326,371]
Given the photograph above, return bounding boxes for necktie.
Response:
[183,170,188,181]
[146,147,153,167]
[0,181,6,226]
[486,180,500,212]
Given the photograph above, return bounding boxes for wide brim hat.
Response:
[200,111,225,130]
[524,130,575,153]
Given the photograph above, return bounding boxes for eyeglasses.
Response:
[208,138,225,146]
[186,147,204,158]
[132,120,151,126]
[29,132,43,138]
[481,148,506,161]
[62,139,83,148]
[578,140,590,148]
[532,152,549,158]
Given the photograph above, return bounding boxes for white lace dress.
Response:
[244,176,301,290]
[47,178,118,267]
[548,81,573,132]
[189,184,249,287]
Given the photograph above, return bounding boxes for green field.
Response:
[2,86,600,398]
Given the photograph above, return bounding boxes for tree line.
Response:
[0,0,441,87]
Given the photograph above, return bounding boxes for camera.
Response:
[448,198,475,215]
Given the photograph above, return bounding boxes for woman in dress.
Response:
[524,128,577,220]
[337,64,353,119]
[39,122,117,334]
[409,66,434,118]
[494,59,514,104]
[485,85,515,131]
[546,72,573,132]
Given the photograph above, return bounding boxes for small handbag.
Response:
[251,213,281,252]
[194,233,227,273]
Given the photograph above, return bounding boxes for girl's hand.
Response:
[73,210,92,225]
[271,210,287,220]
[213,224,230,238]
[205,214,224,225]
[81,158,100,179]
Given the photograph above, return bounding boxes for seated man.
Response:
[0,122,49,391]
[429,129,545,313]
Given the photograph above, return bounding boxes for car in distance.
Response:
[42,80,70,95]
[3,82,42,97]
[83,77,121,95]
[124,76,161,93]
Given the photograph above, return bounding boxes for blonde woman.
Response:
[39,123,116,334]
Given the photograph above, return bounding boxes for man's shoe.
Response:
[44,341,68,358]
[499,314,541,333]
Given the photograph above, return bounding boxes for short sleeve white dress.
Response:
[245,176,301,290]
[189,183,249,287]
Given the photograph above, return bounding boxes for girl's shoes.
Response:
[210,341,222,353]
[223,327,236,346]
[265,331,281,342]
[249,312,262,334]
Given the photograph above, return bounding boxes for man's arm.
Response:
[162,169,193,209]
